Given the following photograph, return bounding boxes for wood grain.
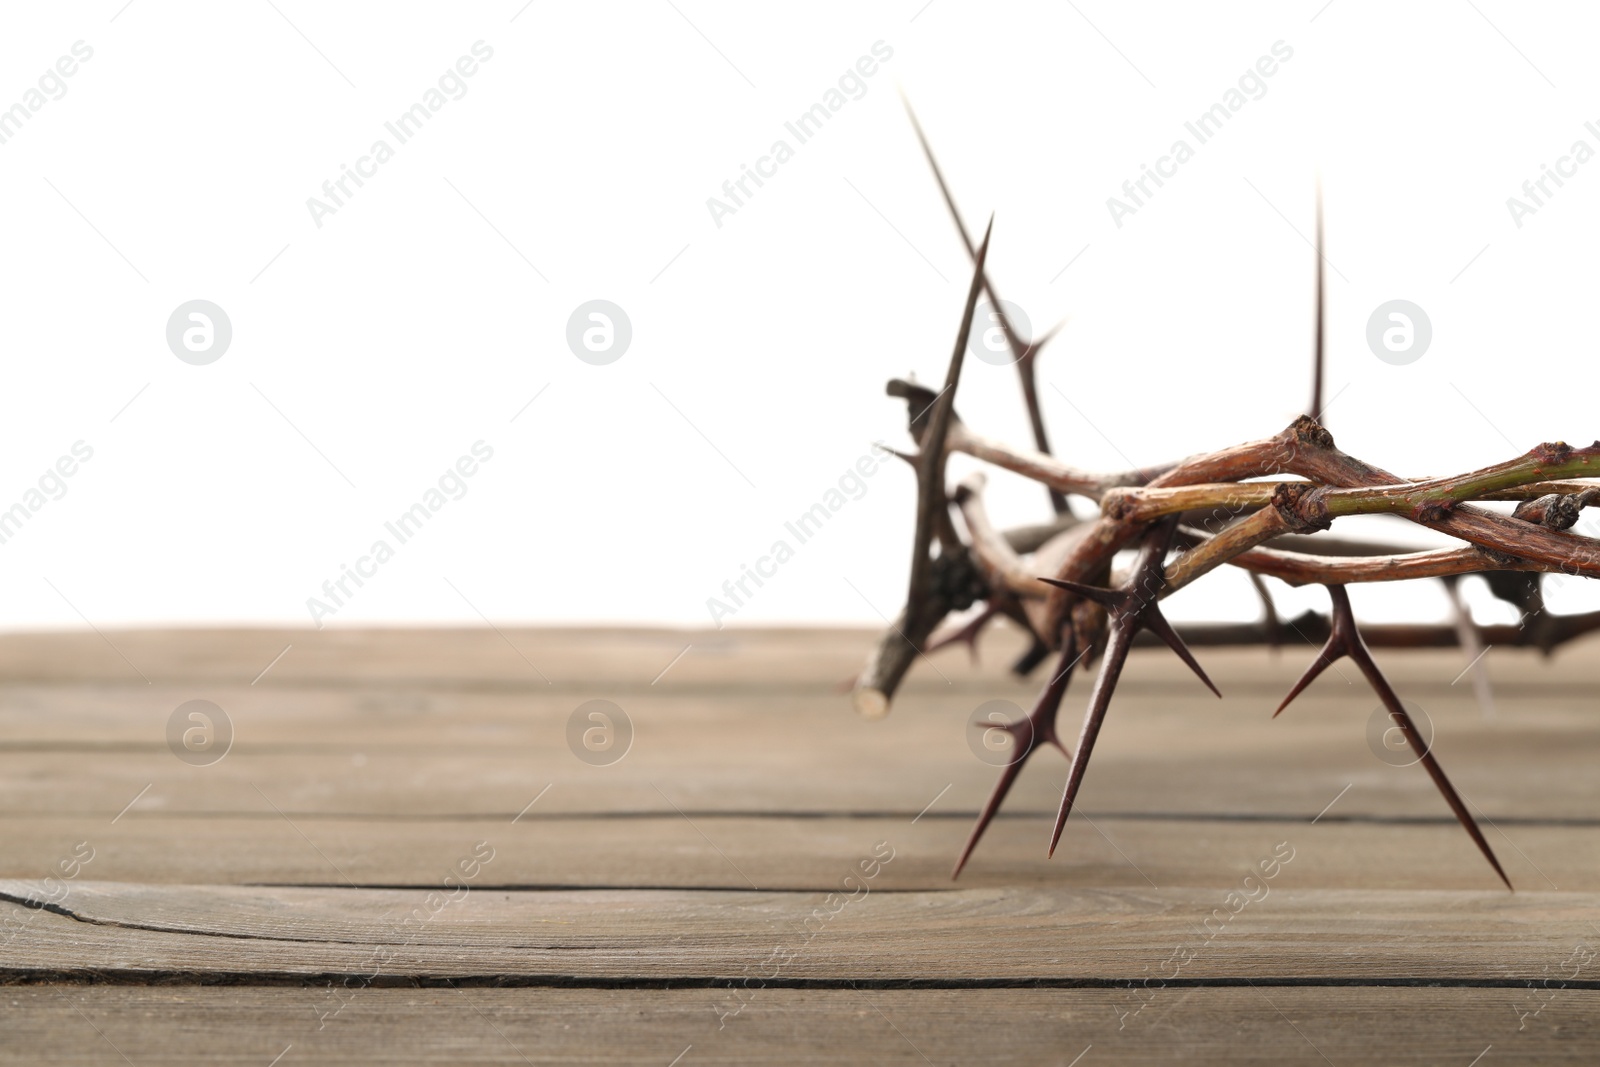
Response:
[3,881,1597,983]
[2,636,1598,821]
[2,625,1598,1063]
[0,813,1592,891]
[1,986,1583,1066]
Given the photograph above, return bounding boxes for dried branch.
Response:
[953,474,1043,597]
[951,422,1166,500]
[1163,499,1299,594]
[1152,607,1600,653]
[1104,476,1600,524]
[1220,542,1548,587]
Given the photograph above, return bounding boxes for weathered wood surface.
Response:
[4,813,1596,890]
[4,881,1599,983]
[3,624,1600,1063]
[6,987,1590,1066]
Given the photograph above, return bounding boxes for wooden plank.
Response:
[3,882,1598,983]
[0,814,1587,892]
[1,986,1584,1066]
[0,626,881,687]
[0,622,1593,691]
[9,742,1593,820]
[2,655,1597,820]
[3,625,1599,1064]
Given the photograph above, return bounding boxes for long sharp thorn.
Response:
[906,217,992,611]
[1309,177,1325,420]
[902,92,1068,515]
[1277,580,1353,717]
[900,91,977,255]
[1372,667,1511,890]
[1273,647,1341,717]
[901,93,1014,362]
[1324,585,1511,889]
[1049,623,1134,857]
[953,638,1079,879]
[952,754,1028,881]
[1042,521,1213,860]
[1142,608,1222,697]
[1338,630,1512,889]
[1036,575,1119,608]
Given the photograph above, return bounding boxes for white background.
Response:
[0,0,1596,632]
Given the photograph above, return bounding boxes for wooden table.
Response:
[2,624,1598,1063]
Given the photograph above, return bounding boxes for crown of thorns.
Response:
[853,105,1600,889]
